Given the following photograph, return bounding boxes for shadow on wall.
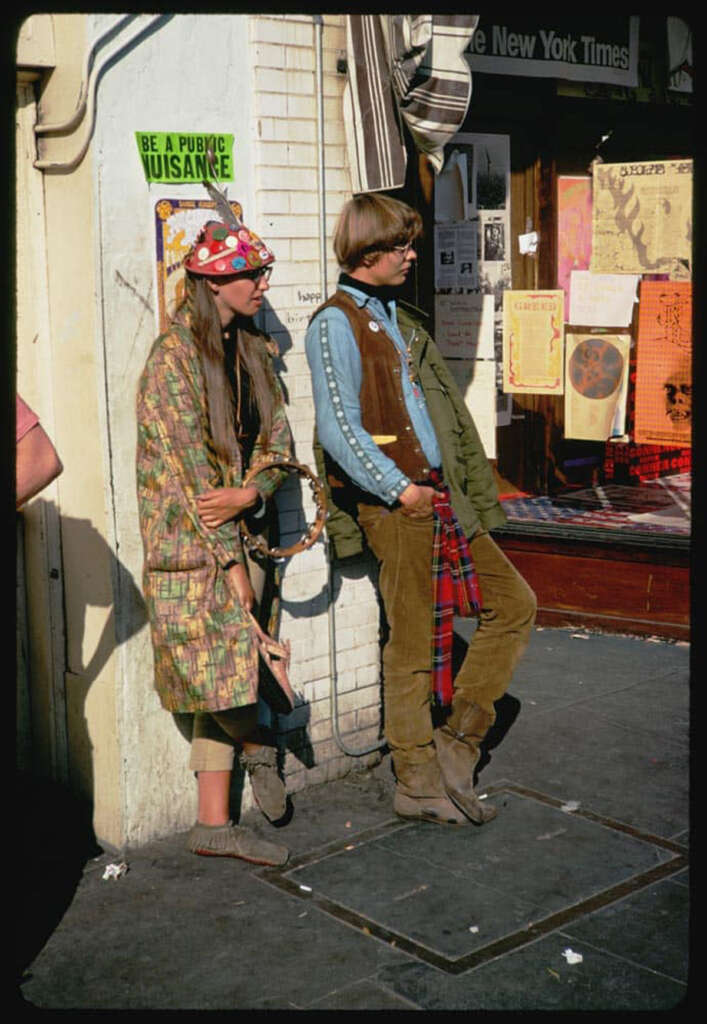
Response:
[17,503,148,984]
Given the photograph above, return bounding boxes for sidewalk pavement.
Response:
[17,625,690,1011]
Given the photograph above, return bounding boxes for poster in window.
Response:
[591,159,692,277]
[502,290,564,394]
[568,270,639,328]
[446,360,497,459]
[557,176,592,318]
[634,281,691,446]
[565,333,631,441]
[435,293,494,360]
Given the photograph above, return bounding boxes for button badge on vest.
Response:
[368,320,380,332]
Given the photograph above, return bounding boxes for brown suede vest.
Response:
[314,290,431,497]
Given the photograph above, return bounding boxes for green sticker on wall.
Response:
[135,132,234,183]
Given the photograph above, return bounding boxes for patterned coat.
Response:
[136,321,292,713]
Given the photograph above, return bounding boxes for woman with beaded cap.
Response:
[136,204,293,866]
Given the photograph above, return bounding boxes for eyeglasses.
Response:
[390,241,417,259]
[238,265,273,283]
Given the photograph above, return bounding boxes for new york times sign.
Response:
[467,16,639,87]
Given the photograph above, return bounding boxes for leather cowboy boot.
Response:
[392,753,471,825]
[433,700,497,824]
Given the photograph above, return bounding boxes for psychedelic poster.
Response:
[557,176,592,318]
[502,290,565,394]
[634,281,692,446]
[564,334,631,441]
[154,197,243,332]
[591,159,692,276]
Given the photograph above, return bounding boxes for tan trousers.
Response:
[357,504,536,774]
[173,547,269,772]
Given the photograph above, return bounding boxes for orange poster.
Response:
[634,281,691,446]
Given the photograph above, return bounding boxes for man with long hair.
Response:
[306,193,536,826]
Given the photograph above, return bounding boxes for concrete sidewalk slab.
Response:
[18,626,691,1011]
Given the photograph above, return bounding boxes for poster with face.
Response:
[634,281,692,446]
[565,334,631,440]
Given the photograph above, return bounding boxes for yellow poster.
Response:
[565,334,631,441]
[591,159,692,276]
[502,290,564,394]
[634,281,691,446]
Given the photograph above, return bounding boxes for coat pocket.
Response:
[148,565,217,643]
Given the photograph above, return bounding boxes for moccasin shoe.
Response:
[186,821,289,867]
[393,789,471,825]
[433,725,497,824]
[239,745,287,822]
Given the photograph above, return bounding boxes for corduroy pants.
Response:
[357,504,537,775]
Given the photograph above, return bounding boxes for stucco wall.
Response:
[88,13,383,846]
[18,13,385,850]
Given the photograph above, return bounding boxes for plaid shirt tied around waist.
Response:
[429,469,482,706]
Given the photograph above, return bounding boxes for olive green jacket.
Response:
[314,299,506,560]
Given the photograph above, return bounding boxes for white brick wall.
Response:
[249,14,386,788]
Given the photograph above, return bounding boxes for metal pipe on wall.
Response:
[314,14,385,759]
[34,14,167,172]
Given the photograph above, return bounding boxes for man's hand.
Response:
[398,483,436,518]
[225,562,255,612]
[196,486,260,529]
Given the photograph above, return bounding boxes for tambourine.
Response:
[240,454,327,559]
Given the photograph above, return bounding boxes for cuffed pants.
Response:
[357,504,536,773]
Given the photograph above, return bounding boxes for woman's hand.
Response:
[196,486,260,529]
[225,562,255,612]
[398,483,436,519]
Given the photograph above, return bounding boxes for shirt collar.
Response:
[337,274,398,320]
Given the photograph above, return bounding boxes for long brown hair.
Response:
[174,273,277,465]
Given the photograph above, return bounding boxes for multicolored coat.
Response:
[136,321,292,713]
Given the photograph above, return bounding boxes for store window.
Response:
[429,15,692,549]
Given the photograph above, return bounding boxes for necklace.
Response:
[405,329,422,395]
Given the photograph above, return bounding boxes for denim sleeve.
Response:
[305,308,410,504]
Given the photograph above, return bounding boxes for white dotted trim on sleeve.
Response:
[320,319,384,484]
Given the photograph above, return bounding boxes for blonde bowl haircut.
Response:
[333,193,423,272]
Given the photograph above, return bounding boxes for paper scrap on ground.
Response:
[102,862,128,881]
[563,948,584,965]
[561,800,580,813]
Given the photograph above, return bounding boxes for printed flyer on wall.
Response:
[502,290,565,394]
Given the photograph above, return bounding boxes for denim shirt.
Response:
[305,283,442,505]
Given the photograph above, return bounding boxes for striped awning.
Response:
[344,14,479,194]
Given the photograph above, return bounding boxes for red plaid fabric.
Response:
[430,475,482,706]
